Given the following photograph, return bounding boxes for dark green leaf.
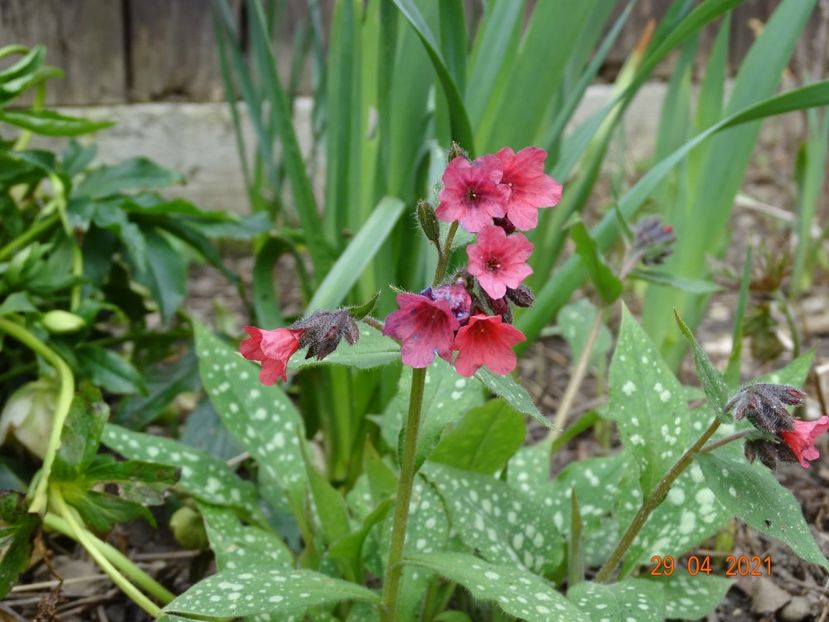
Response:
[67,489,154,533]
[474,368,547,428]
[0,109,113,136]
[0,491,38,599]
[77,157,183,199]
[77,346,147,395]
[62,139,98,177]
[132,227,187,323]
[429,398,525,474]
[92,203,147,270]
[83,457,178,487]
[0,292,36,316]
[53,384,108,481]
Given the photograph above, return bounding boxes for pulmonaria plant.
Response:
[384,146,561,377]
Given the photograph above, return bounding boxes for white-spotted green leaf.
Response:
[475,367,548,428]
[506,442,551,501]
[194,322,307,496]
[424,463,563,573]
[567,579,665,622]
[620,454,728,575]
[645,573,732,620]
[102,424,261,520]
[540,452,629,567]
[556,299,612,372]
[696,452,829,569]
[674,311,730,420]
[430,398,525,474]
[199,503,293,571]
[405,552,588,622]
[290,325,400,370]
[163,567,379,619]
[609,306,691,496]
[382,359,483,467]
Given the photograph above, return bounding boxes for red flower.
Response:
[466,225,533,299]
[779,416,829,468]
[496,146,562,231]
[240,326,303,385]
[435,155,508,232]
[453,314,525,377]
[383,293,459,368]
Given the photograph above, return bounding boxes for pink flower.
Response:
[383,293,459,368]
[467,225,533,299]
[496,146,562,231]
[453,314,525,377]
[436,155,508,232]
[240,326,303,385]
[428,281,473,322]
[779,416,829,468]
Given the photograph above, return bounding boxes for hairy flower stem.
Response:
[433,221,459,286]
[700,429,752,453]
[50,487,162,617]
[380,366,427,621]
[594,418,721,583]
[0,317,74,514]
[381,219,460,621]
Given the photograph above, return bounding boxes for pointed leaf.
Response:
[674,311,729,419]
[474,367,547,428]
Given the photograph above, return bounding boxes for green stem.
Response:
[700,429,751,454]
[433,221,459,286]
[594,418,721,583]
[379,366,427,622]
[0,317,74,514]
[49,487,162,617]
[43,513,175,604]
[0,213,60,261]
[14,82,45,152]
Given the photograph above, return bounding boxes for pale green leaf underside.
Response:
[290,325,400,370]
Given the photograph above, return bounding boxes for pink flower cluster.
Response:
[384,147,562,377]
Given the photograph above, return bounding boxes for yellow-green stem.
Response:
[50,487,162,617]
[379,366,427,621]
[0,318,74,514]
[43,512,175,603]
[433,221,459,286]
[594,418,721,583]
[0,213,60,261]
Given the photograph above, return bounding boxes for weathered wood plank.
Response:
[127,0,232,102]
[0,0,126,105]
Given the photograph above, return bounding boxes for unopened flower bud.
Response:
[725,383,805,435]
[632,216,676,266]
[417,200,440,244]
[447,142,468,162]
[492,216,516,235]
[744,438,796,470]
[292,310,360,360]
[42,310,86,334]
[506,285,534,308]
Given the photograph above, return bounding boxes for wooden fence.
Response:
[0,0,823,106]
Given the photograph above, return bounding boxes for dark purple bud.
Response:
[291,310,360,360]
[744,438,797,470]
[479,286,513,324]
[506,285,534,308]
[632,216,676,266]
[492,216,516,235]
[725,383,804,435]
